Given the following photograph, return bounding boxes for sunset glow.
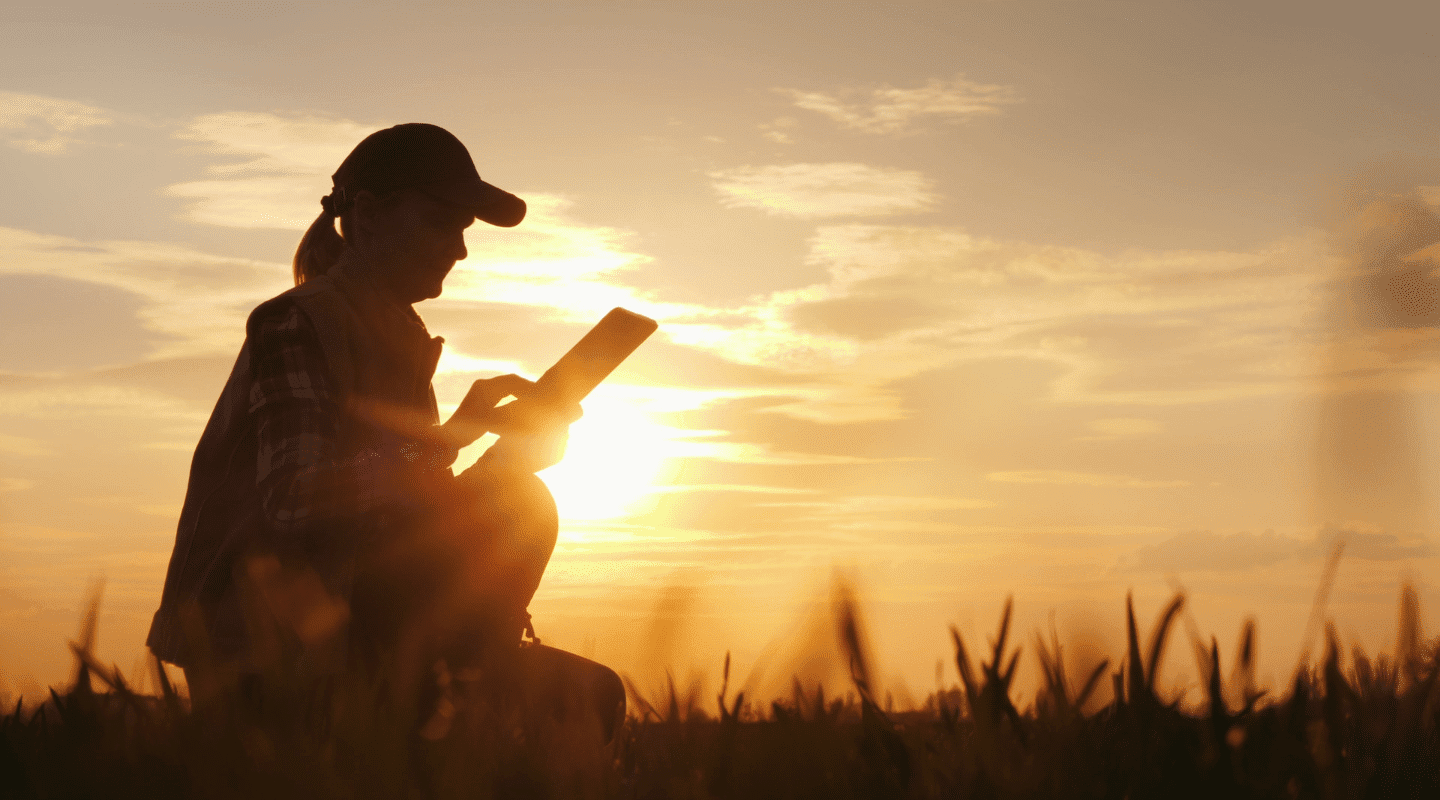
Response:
[2,1,1440,706]
[538,391,677,524]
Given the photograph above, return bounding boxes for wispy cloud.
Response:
[0,90,112,154]
[0,225,288,360]
[760,495,994,513]
[758,116,798,144]
[159,111,678,330]
[0,384,205,423]
[1129,529,1297,572]
[1306,524,1432,562]
[987,470,1190,489]
[437,194,657,316]
[0,434,52,456]
[781,74,1019,135]
[660,223,1336,422]
[709,163,936,218]
[1127,523,1435,574]
[166,112,381,229]
[1076,418,1164,441]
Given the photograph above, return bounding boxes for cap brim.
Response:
[429,178,526,227]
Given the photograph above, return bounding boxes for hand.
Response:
[484,396,583,439]
[478,428,572,475]
[480,395,581,475]
[443,374,533,447]
[444,373,583,449]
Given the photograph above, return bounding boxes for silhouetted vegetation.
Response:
[3,579,1439,799]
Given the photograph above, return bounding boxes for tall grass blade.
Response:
[950,625,978,707]
[1126,593,1144,705]
[1398,582,1423,686]
[1075,658,1110,710]
[1294,539,1345,679]
[833,576,874,701]
[1145,592,1184,696]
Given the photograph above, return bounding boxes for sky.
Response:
[3,0,1440,706]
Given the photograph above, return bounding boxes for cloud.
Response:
[1305,524,1431,562]
[708,163,937,218]
[436,194,657,316]
[0,274,176,373]
[1077,418,1164,441]
[729,224,1342,417]
[0,384,204,423]
[0,478,35,493]
[1128,524,1433,575]
[759,116,798,144]
[667,440,921,466]
[651,221,1338,424]
[653,484,818,496]
[0,226,288,361]
[159,111,678,328]
[0,434,51,457]
[1130,529,1298,573]
[0,90,112,154]
[166,112,381,229]
[987,470,1190,488]
[760,495,994,514]
[781,74,1019,135]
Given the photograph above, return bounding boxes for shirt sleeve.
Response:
[248,302,456,537]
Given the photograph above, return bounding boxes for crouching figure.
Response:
[146,123,625,748]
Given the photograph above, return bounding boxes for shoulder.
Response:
[246,276,359,397]
[246,276,343,338]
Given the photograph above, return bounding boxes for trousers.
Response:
[349,467,625,739]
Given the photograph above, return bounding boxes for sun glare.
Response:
[537,389,677,524]
[451,384,691,528]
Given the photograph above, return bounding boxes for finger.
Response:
[487,404,544,436]
[475,374,532,402]
[489,373,536,397]
[485,404,523,432]
[536,404,581,431]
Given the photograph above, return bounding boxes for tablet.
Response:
[533,307,658,405]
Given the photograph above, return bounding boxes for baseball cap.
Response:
[330,123,526,227]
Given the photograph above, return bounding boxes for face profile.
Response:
[350,187,476,304]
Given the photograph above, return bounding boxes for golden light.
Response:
[444,373,747,532]
[537,387,678,525]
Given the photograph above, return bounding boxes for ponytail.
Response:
[291,193,346,286]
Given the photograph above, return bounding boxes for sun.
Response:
[536,389,675,523]
[450,384,681,526]
[443,375,726,532]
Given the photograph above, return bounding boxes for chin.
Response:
[407,277,445,302]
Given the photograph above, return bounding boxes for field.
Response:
[3,575,1439,799]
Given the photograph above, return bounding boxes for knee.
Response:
[508,473,559,555]
[486,472,557,531]
[592,663,626,740]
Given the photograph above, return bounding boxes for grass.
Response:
[3,574,1439,799]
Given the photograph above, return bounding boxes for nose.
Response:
[453,231,467,262]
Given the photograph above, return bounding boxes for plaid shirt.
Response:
[247,302,458,538]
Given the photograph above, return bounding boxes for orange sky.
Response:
[2,0,1439,705]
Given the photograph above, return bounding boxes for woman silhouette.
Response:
[146,123,623,738]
